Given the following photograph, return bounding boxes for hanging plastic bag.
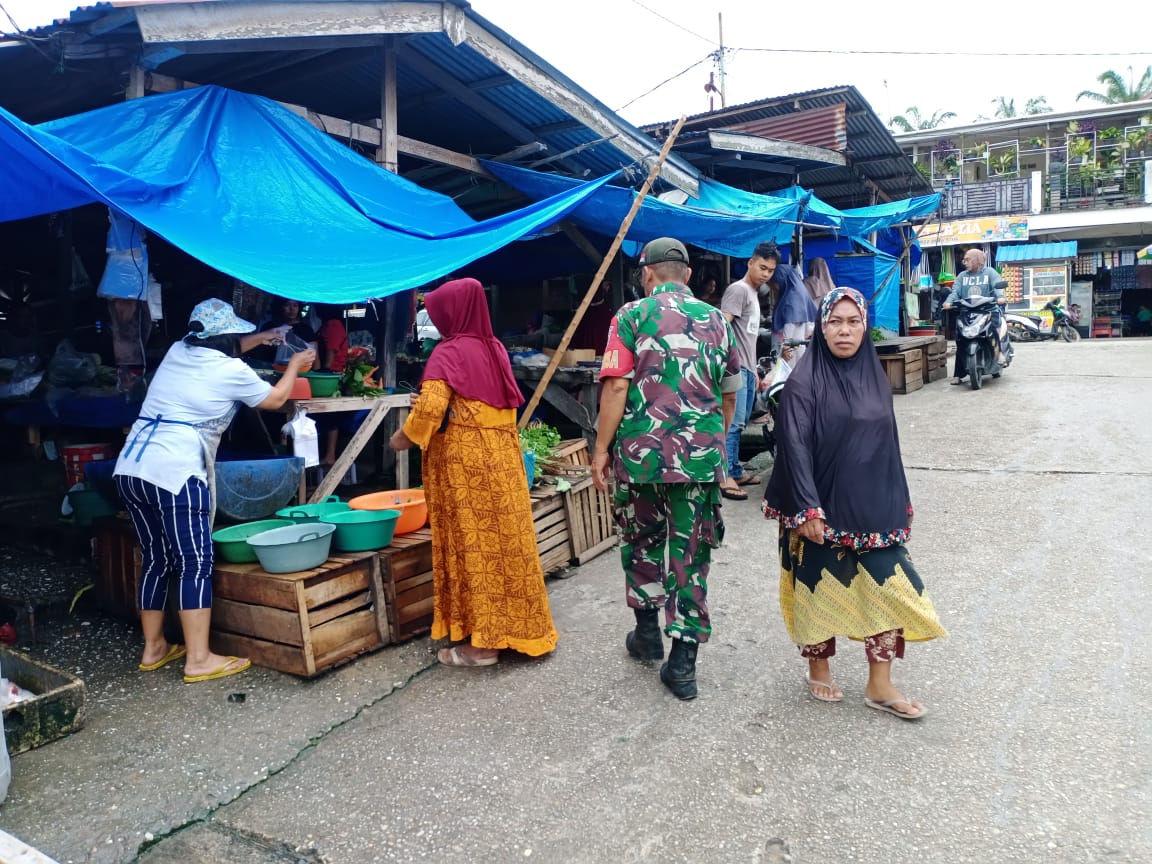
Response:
[47,339,98,387]
[274,331,310,368]
[282,409,319,468]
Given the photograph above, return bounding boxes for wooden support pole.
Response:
[518,115,687,430]
[379,39,399,172]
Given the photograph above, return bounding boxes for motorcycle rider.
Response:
[943,249,1007,384]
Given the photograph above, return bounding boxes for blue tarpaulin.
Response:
[483,161,800,255]
[0,86,619,302]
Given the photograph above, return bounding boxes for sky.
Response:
[3,0,1151,132]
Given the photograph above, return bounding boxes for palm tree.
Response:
[992,97,1016,119]
[1077,66,1152,104]
[889,106,957,132]
[1024,96,1052,115]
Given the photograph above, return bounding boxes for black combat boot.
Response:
[659,637,698,700]
[625,608,664,661]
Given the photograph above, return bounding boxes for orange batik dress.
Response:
[403,379,558,656]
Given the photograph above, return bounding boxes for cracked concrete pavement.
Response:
[2,340,1149,864]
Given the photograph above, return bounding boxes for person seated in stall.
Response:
[569,280,617,354]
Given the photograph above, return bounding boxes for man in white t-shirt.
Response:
[719,242,779,500]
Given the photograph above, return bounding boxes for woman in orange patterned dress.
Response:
[390,278,558,667]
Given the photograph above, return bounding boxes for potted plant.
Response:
[1026,136,1046,151]
[1067,134,1093,165]
[990,150,1018,176]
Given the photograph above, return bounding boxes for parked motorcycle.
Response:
[954,295,1011,390]
[1006,301,1081,343]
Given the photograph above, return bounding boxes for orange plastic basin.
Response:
[348,489,427,535]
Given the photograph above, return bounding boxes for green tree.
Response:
[889,106,957,132]
[992,97,1016,118]
[1024,96,1052,115]
[1077,66,1152,104]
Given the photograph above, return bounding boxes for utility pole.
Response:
[717,12,727,108]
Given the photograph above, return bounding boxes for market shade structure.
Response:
[486,162,940,257]
[483,161,801,255]
[0,86,618,303]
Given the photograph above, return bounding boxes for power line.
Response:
[626,0,717,46]
[734,46,1152,58]
[616,53,713,112]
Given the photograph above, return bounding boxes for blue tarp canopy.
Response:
[483,161,800,255]
[0,86,619,303]
[800,237,902,331]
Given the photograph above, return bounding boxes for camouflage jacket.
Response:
[600,282,742,484]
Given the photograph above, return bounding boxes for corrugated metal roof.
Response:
[4,0,698,204]
[995,241,1078,262]
[724,104,847,153]
[641,85,931,210]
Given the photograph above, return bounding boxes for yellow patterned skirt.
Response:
[778,527,947,648]
[404,380,558,656]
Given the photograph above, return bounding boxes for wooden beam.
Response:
[708,130,847,167]
[378,39,398,171]
[142,71,494,178]
[396,44,542,145]
[559,221,605,267]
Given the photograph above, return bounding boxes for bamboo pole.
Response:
[518,115,687,429]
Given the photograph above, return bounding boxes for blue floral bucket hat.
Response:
[187,298,256,338]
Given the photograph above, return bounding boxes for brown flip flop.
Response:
[736,475,762,486]
[720,486,748,501]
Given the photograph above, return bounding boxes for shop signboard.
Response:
[917,216,1029,248]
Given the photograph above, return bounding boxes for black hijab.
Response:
[763,288,910,533]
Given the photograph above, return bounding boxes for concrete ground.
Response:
[2,339,1149,864]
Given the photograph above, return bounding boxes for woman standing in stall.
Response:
[114,299,314,683]
[389,278,557,667]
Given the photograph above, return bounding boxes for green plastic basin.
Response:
[302,372,342,397]
[320,509,401,552]
[212,518,295,564]
[275,496,349,523]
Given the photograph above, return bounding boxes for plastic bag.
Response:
[282,409,319,468]
[46,339,98,387]
[0,353,44,398]
[274,331,310,367]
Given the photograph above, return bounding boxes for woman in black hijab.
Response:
[763,287,946,720]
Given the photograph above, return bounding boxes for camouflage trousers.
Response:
[613,482,725,644]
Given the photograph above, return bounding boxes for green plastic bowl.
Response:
[302,372,342,397]
[212,518,296,563]
[275,496,349,523]
[320,509,401,552]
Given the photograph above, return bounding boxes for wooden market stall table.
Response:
[873,335,947,394]
[281,393,412,503]
[511,364,599,444]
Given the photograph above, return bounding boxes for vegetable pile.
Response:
[518,422,560,464]
[341,348,383,397]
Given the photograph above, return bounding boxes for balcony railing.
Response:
[940,177,1031,219]
[937,165,1149,219]
[1047,165,1146,212]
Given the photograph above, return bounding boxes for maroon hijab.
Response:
[421,278,524,408]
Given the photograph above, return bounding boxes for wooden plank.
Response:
[212,568,298,611]
[380,540,434,583]
[310,609,381,660]
[576,534,619,565]
[564,484,588,557]
[302,564,373,610]
[210,630,310,677]
[394,567,435,593]
[313,629,386,672]
[295,580,317,676]
[395,594,435,628]
[309,399,393,503]
[308,591,372,628]
[212,597,304,647]
[395,580,434,611]
[367,555,392,645]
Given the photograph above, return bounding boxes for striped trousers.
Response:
[114,475,214,611]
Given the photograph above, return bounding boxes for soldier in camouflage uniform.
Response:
[591,237,742,700]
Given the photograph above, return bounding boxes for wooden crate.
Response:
[377,528,434,644]
[211,552,387,678]
[540,438,593,478]
[563,477,618,565]
[532,488,574,576]
[92,516,143,620]
[879,349,924,395]
[926,335,947,358]
[928,364,949,382]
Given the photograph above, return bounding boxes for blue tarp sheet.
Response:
[483,161,800,256]
[802,238,902,331]
[0,86,619,302]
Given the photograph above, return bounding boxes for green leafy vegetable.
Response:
[519,422,560,464]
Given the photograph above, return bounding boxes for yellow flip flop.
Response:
[138,644,186,672]
[183,657,251,684]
